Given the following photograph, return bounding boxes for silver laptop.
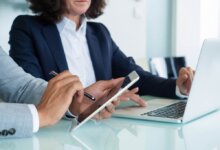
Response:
[114,39,220,123]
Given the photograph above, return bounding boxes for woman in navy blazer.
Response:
[9,0,193,102]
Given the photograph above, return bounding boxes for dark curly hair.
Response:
[26,0,106,23]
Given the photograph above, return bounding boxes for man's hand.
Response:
[69,78,124,119]
[176,67,195,95]
[37,71,83,128]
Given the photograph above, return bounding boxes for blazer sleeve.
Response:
[99,24,178,98]
[0,103,33,138]
[9,16,45,79]
[0,47,47,105]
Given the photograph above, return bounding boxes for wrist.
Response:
[37,109,48,128]
[175,85,188,98]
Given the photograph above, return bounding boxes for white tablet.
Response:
[70,71,140,131]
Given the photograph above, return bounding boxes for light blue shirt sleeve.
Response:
[0,47,47,105]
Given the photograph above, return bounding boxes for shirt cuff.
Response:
[65,109,77,119]
[175,86,188,99]
[28,104,39,133]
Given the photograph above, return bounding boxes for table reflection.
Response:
[71,111,220,150]
[1,111,220,150]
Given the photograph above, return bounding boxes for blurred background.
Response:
[0,0,220,71]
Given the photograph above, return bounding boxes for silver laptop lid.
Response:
[183,39,220,123]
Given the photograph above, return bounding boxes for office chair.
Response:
[149,56,187,79]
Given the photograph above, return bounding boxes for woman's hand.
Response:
[176,67,195,95]
[69,78,124,120]
[118,87,147,107]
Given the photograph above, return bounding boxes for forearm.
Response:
[111,48,177,98]
[138,75,178,98]
[0,49,47,105]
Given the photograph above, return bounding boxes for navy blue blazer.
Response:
[9,15,177,98]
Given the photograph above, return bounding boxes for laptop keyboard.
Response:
[141,101,187,119]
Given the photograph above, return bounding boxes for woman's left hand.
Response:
[118,87,147,107]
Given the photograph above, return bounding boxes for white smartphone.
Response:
[70,71,140,131]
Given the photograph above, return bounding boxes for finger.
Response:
[118,94,130,101]
[63,81,84,101]
[112,100,120,107]
[128,94,147,107]
[93,113,101,120]
[75,90,84,103]
[184,77,192,94]
[181,67,193,80]
[129,87,139,94]
[54,85,77,112]
[100,109,112,119]
[51,76,81,89]
[101,80,114,90]
[178,68,189,85]
[178,67,194,90]
[118,89,139,101]
[101,77,125,90]
[50,70,73,82]
[184,67,194,93]
[111,77,125,86]
[43,77,79,103]
[63,82,84,116]
[94,110,104,120]
[117,90,130,101]
[106,103,115,113]
[186,67,194,81]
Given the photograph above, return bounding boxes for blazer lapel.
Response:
[43,24,68,72]
[86,27,105,81]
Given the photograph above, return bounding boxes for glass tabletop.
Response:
[1,110,220,150]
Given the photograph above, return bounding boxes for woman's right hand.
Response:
[70,78,124,120]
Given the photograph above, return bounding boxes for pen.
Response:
[49,71,96,101]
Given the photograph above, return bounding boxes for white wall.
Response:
[172,0,201,69]
[146,0,173,59]
[200,0,220,43]
[96,0,148,69]
[172,0,220,69]
[0,0,148,69]
[0,1,30,53]
[0,0,147,68]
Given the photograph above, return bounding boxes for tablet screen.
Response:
[77,79,123,123]
[71,71,139,131]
